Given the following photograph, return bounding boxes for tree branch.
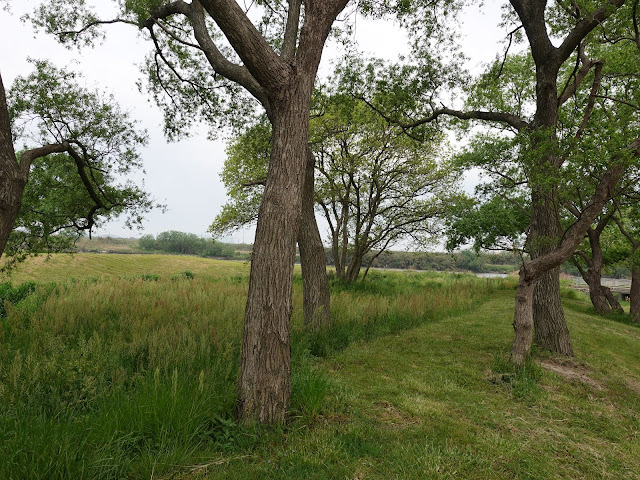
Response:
[281,0,301,59]
[18,142,70,179]
[557,44,599,106]
[524,137,640,280]
[199,0,289,91]
[556,0,626,64]
[355,94,529,132]
[187,1,270,109]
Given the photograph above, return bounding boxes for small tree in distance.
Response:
[212,74,461,283]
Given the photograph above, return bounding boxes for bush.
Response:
[0,281,37,317]
[138,234,157,251]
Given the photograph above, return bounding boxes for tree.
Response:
[31,0,351,423]
[571,209,624,314]
[1,60,153,264]
[213,81,459,284]
[613,205,640,322]
[361,0,639,363]
[312,90,457,282]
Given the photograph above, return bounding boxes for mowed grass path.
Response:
[1,254,639,479]
[194,293,640,480]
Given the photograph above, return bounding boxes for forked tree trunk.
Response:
[631,266,640,322]
[345,251,364,283]
[603,286,624,313]
[237,80,315,424]
[510,157,627,364]
[298,148,331,328]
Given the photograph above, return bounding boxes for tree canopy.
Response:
[1,60,155,266]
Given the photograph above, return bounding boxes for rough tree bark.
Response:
[631,266,640,322]
[218,0,349,423]
[529,192,574,356]
[238,86,312,424]
[298,148,331,328]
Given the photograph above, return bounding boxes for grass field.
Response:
[1,254,639,479]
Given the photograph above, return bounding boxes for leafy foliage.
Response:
[139,230,236,258]
[4,60,156,262]
[212,61,461,280]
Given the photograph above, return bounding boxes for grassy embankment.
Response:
[1,254,639,479]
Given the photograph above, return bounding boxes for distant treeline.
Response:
[138,231,240,259]
[324,249,521,274]
[77,233,631,277]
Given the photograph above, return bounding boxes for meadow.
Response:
[1,254,639,479]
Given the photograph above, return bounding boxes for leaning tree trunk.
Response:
[298,148,331,328]
[603,286,624,313]
[530,191,574,356]
[630,266,640,322]
[584,228,623,314]
[345,250,364,284]
[511,270,536,365]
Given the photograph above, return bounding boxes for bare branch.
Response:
[282,0,301,59]
[557,0,626,65]
[557,44,598,106]
[355,94,529,132]
[199,0,289,90]
[497,24,524,79]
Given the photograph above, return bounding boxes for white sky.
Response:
[0,1,507,243]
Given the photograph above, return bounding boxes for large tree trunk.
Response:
[0,73,23,259]
[298,148,331,328]
[631,266,640,322]
[533,267,573,354]
[237,83,314,424]
[529,191,574,356]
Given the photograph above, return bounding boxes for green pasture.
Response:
[0,254,638,479]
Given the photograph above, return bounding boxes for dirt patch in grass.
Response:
[624,378,640,394]
[373,401,420,428]
[538,358,604,391]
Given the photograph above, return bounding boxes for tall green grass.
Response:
[0,257,515,479]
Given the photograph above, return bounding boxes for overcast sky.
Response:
[0,1,507,243]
